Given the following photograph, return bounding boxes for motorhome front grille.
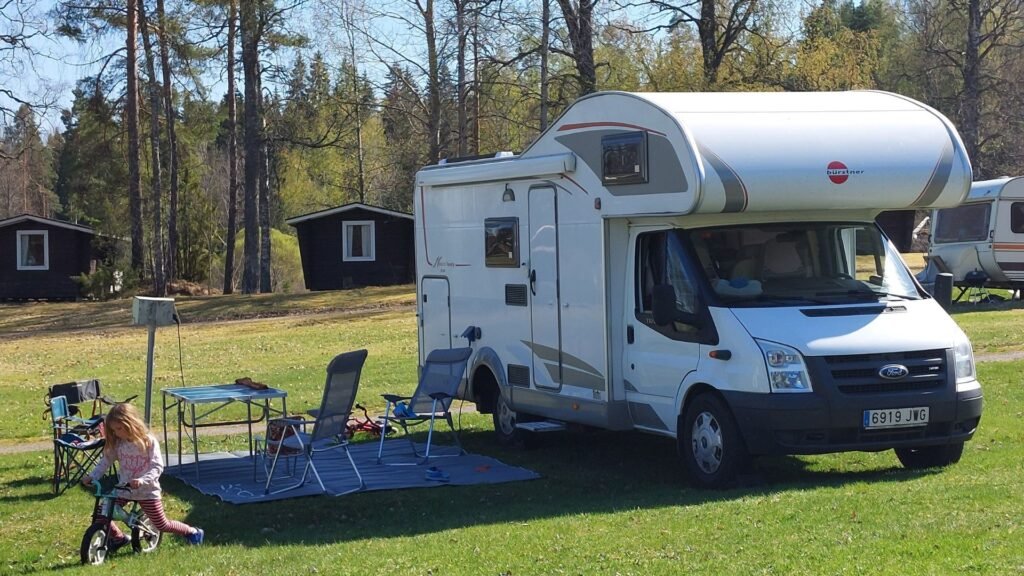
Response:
[821,349,947,395]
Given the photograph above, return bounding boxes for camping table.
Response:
[161,384,288,480]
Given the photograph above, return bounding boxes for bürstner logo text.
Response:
[827,161,864,184]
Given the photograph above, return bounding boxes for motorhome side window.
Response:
[484,218,519,267]
[636,231,699,339]
[934,203,990,243]
[1011,203,1024,234]
[602,131,648,185]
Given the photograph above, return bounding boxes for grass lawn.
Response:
[1,289,1022,575]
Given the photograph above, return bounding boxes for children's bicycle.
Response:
[80,476,162,565]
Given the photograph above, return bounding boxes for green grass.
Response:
[1,290,1024,574]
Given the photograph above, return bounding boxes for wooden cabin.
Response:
[286,203,414,290]
[0,214,99,300]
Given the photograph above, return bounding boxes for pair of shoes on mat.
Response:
[425,466,449,482]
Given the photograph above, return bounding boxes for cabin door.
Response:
[528,186,562,390]
[420,276,452,358]
[993,199,1024,284]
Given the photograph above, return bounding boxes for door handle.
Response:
[529,269,537,295]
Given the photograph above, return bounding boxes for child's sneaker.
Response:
[186,528,204,545]
[107,536,130,554]
[425,466,450,482]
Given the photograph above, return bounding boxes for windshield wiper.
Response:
[752,294,834,305]
[814,290,916,301]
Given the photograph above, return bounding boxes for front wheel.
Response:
[680,393,748,489]
[80,523,109,565]
[132,516,162,553]
[895,442,964,469]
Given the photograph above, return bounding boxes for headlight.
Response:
[756,339,813,393]
[954,334,976,383]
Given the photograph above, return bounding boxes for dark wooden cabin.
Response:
[0,214,99,300]
[286,203,414,290]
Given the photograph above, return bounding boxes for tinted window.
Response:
[1011,202,1024,234]
[485,218,519,267]
[933,203,990,243]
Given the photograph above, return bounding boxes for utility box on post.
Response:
[132,296,177,327]
[132,296,178,425]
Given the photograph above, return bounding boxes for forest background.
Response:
[1,0,1022,296]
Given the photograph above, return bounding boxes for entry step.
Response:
[515,420,566,433]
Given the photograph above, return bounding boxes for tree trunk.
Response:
[240,0,261,294]
[423,0,441,163]
[555,0,597,96]
[963,0,981,177]
[127,0,144,275]
[139,0,166,296]
[223,0,239,294]
[349,40,366,203]
[258,112,272,293]
[156,0,180,280]
[540,0,550,131]
[456,0,467,157]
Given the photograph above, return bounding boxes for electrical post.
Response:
[132,296,178,425]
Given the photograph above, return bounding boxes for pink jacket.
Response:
[88,432,164,500]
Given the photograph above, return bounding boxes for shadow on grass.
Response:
[150,428,939,551]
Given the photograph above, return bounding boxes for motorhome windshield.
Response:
[687,223,921,306]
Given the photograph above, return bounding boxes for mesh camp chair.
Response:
[50,395,106,495]
[262,349,368,496]
[376,347,473,465]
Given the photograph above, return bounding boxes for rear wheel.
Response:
[132,516,162,553]
[895,442,964,469]
[680,393,748,489]
[80,523,109,565]
[493,392,521,446]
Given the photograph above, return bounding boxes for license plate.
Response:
[863,407,929,429]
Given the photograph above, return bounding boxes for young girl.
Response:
[83,402,204,552]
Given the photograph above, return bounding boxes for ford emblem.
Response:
[879,364,910,380]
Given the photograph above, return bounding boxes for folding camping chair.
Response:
[376,347,473,465]
[261,349,368,496]
[50,395,106,495]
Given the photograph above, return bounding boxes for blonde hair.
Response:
[103,402,152,457]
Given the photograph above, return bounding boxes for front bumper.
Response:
[723,381,983,457]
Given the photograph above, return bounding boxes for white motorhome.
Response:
[923,177,1024,297]
[414,91,984,488]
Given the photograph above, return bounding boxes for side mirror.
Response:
[651,284,677,326]
[652,283,703,328]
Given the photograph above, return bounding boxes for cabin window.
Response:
[1011,202,1024,234]
[933,203,990,243]
[342,220,375,261]
[635,230,700,341]
[16,230,49,271]
[484,218,519,267]
[602,131,648,185]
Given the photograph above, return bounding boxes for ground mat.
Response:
[165,439,540,504]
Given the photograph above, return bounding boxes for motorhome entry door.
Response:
[420,276,452,358]
[529,186,562,390]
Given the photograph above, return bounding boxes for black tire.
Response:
[492,392,521,446]
[895,442,964,469]
[132,516,162,554]
[680,393,748,489]
[81,523,109,565]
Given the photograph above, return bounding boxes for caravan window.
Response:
[484,218,519,267]
[1011,203,1024,234]
[933,203,990,243]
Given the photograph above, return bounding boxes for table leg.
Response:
[247,401,253,457]
[162,393,168,467]
[177,399,183,475]
[191,403,200,481]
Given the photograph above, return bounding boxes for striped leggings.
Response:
[92,498,195,539]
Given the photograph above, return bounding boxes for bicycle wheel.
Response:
[131,516,162,553]
[80,523,109,565]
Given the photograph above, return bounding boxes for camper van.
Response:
[923,177,1024,297]
[414,91,984,488]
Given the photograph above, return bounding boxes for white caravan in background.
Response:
[923,176,1024,297]
[413,91,984,488]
